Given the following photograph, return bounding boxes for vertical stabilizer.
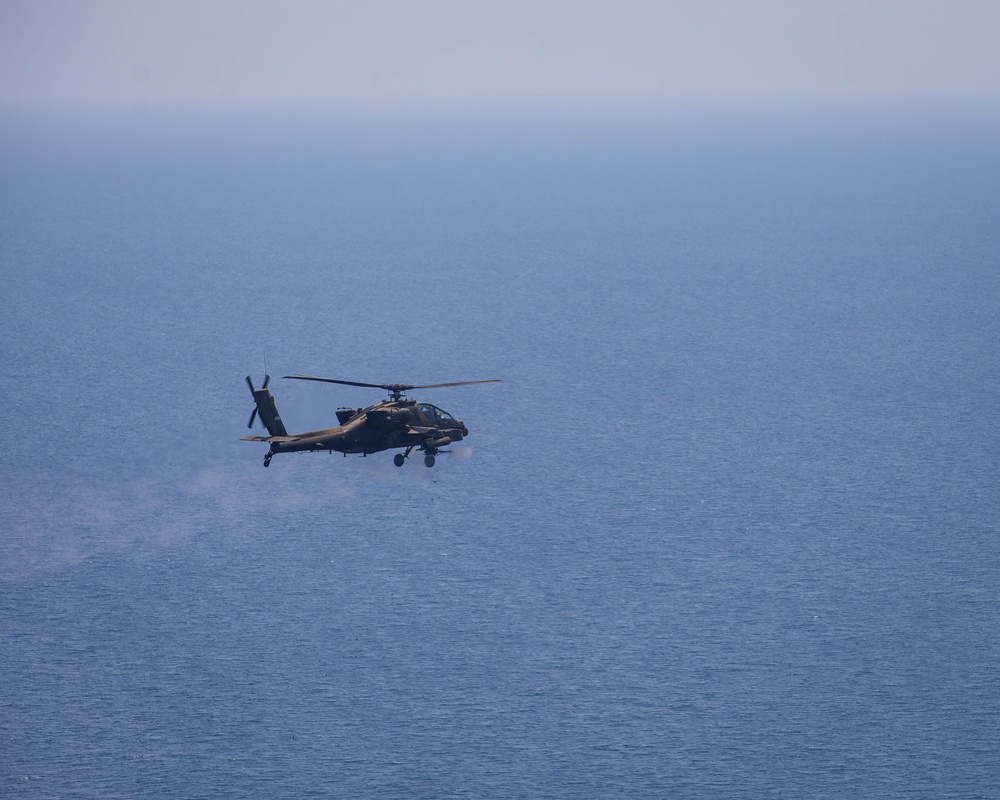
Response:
[246,375,289,437]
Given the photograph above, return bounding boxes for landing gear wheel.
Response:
[393,453,405,467]
[424,454,436,468]
[263,453,272,468]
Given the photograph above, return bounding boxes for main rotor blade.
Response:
[412,380,506,389]
[283,375,391,390]
[284,375,505,391]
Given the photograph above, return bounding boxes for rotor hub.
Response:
[382,384,415,401]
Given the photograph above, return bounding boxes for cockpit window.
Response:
[419,404,454,423]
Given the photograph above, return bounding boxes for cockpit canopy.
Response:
[419,403,455,424]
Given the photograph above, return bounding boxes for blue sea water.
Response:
[2,102,999,798]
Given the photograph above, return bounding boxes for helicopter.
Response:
[242,373,504,468]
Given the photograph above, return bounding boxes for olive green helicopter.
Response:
[242,374,503,468]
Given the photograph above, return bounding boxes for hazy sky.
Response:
[2,0,998,104]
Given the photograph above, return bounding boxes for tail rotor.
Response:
[246,374,271,429]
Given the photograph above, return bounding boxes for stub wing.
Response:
[240,435,297,443]
[404,426,435,436]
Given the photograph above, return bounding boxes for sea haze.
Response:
[2,102,999,798]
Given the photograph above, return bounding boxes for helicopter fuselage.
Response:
[263,399,468,456]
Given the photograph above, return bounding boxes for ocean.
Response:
[2,101,999,798]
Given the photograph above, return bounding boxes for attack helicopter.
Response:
[242,373,503,468]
